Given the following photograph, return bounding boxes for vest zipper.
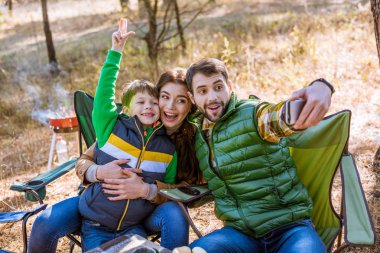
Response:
[115,119,162,231]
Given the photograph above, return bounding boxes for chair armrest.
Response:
[10,158,78,202]
[0,204,47,223]
[158,184,212,206]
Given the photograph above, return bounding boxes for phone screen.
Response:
[177,187,201,196]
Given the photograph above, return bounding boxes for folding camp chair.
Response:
[159,110,376,252]
[4,91,120,252]
[0,204,47,253]
[5,90,166,252]
[287,110,376,252]
[3,104,80,252]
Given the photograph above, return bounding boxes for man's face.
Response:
[188,72,232,122]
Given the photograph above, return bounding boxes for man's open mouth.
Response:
[207,103,221,112]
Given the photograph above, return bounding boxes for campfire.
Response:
[46,103,78,132]
[48,116,78,131]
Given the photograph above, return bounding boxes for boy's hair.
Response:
[122,80,158,108]
[185,58,229,93]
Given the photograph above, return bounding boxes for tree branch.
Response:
[160,0,212,43]
[156,1,173,45]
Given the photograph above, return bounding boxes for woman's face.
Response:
[159,82,192,132]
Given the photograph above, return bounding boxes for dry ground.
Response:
[0,0,380,252]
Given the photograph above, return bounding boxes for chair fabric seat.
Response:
[0,211,28,223]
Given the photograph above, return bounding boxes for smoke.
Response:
[29,83,75,125]
[11,52,74,126]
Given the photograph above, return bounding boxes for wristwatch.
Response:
[310,78,335,95]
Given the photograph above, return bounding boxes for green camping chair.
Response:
[286,110,376,252]
[5,91,123,252]
[159,110,376,253]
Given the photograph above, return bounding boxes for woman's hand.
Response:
[102,168,148,201]
[96,159,131,181]
[111,18,135,53]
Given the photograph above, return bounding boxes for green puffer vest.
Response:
[188,93,313,238]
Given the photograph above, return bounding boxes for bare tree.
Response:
[41,0,59,74]
[120,0,129,10]
[371,0,380,65]
[173,0,186,54]
[370,0,380,165]
[3,0,12,12]
[126,0,214,76]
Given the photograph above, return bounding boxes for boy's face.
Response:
[188,72,232,122]
[128,91,160,128]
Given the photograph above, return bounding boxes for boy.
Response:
[78,19,177,251]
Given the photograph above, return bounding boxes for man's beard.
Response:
[200,101,225,122]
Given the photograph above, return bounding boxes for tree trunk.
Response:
[8,0,12,11]
[371,0,380,66]
[120,0,129,11]
[143,0,159,76]
[41,0,58,70]
[173,0,186,54]
[370,0,380,164]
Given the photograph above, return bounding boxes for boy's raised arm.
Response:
[92,19,135,148]
[112,18,135,53]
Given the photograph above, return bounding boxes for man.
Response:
[185,58,333,253]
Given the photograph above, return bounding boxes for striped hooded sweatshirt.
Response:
[78,50,177,231]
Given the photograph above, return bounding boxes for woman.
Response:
[28,68,203,252]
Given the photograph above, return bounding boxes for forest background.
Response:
[0,0,380,252]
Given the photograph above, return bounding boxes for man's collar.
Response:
[201,117,215,131]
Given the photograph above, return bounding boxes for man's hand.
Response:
[289,81,332,129]
[111,18,135,53]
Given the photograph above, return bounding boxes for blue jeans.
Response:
[82,201,189,251]
[28,196,82,253]
[144,201,189,249]
[190,219,326,253]
[81,220,147,252]
[28,197,188,252]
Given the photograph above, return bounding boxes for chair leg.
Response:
[337,168,344,248]
[21,212,35,253]
[66,234,81,248]
[177,202,203,238]
[150,233,161,242]
[69,240,75,253]
[333,243,349,253]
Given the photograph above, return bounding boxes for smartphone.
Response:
[283,99,306,126]
[177,186,201,196]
